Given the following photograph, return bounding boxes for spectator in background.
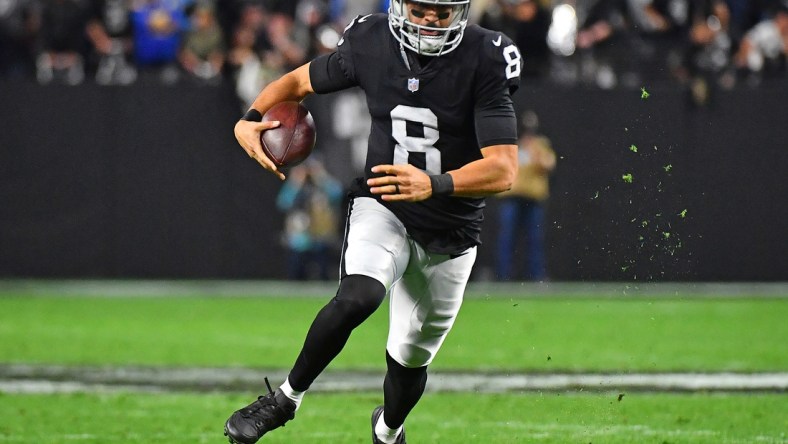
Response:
[230,2,273,56]
[328,0,388,26]
[734,0,787,80]
[179,2,225,84]
[637,0,696,82]
[294,0,335,60]
[682,0,734,105]
[228,21,268,109]
[226,2,288,109]
[86,0,137,85]
[0,0,41,79]
[130,0,191,84]
[276,158,343,281]
[575,0,637,88]
[724,0,771,50]
[7,0,783,88]
[494,110,556,282]
[36,0,93,85]
[480,0,551,77]
[226,1,309,72]
[261,0,298,19]
[266,12,307,70]
[575,0,690,87]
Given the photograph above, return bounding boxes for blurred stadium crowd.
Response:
[1,0,785,99]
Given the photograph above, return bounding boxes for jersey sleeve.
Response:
[474,33,521,148]
[309,52,356,93]
[474,92,518,148]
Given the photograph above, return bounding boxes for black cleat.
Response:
[371,406,406,444]
[224,378,296,444]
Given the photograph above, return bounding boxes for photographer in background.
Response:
[275,157,344,281]
[494,109,556,282]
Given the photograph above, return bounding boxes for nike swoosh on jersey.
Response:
[449,251,470,259]
[492,35,502,46]
[358,14,372,22]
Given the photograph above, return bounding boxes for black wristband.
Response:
[429,173,454,196]
[241,109,263,122]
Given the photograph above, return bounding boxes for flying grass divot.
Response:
[615,87,691,279]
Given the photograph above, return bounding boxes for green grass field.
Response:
[0,282,786,443]
[1,392,785,443]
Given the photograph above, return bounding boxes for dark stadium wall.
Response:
[505,83,788,282]
[0,81,786,281]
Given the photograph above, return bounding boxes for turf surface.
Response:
[1,284,786,443]
[0,391,785,443]
[0,295,785,371]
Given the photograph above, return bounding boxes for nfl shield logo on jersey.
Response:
[407,78,419,93]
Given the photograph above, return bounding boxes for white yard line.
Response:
[1,365,786,394]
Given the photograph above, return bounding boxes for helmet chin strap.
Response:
[399,43,412,70]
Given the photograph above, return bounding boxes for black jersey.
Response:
[310,13,521,255]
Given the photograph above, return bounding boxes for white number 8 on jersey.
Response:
[391,105,442,175]
[503,44,521,80]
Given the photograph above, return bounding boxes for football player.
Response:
[225,1,521,443]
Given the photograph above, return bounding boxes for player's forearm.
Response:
[448,145,518,197]
[248,63,314,114]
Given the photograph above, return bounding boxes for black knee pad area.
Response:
[331,274,386,323]
[386,351,428,383]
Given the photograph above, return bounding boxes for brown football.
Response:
[260,101,316,168]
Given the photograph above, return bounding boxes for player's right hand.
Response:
[234,119,285,180]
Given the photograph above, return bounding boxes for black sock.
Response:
[288,275,386,391]
[383,352,428,428]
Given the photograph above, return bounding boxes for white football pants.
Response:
[342,197,477,368]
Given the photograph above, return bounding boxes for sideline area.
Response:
[1,279,787,299]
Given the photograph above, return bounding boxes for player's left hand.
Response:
[368,164,432,202]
